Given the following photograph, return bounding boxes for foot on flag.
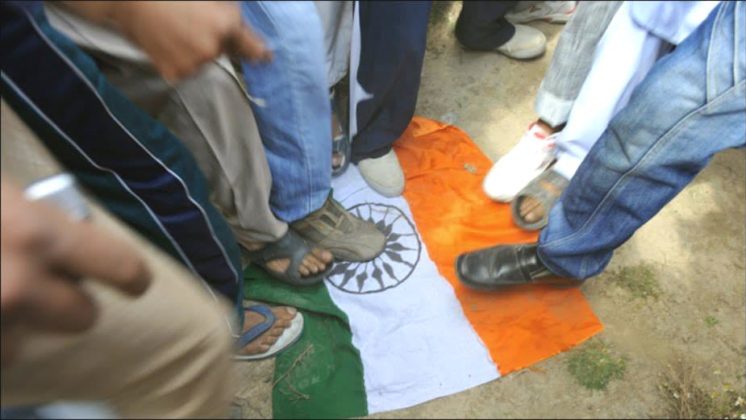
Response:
[245,117,603,418]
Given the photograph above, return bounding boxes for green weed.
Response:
[608,264,662,300]
[567,341,627,391]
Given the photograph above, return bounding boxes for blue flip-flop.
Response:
[234,304,304,361]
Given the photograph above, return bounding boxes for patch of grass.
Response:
[608,264,662,300]
[567,341,626,390]
[660,359,746,419]
[704,315,720,328]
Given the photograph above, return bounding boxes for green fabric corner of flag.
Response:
[243,266,368,419]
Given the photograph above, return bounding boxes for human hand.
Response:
[61,1,271,82]
[1,178,151,366]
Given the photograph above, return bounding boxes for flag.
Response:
[245,117,603,418]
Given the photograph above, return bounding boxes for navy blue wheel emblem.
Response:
[326,203,421,294]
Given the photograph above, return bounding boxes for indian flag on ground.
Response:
[245,117,603,418]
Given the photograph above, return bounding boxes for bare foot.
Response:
[519,195,545,223]
[244,240,333,277]
[239,306,297,356]
[518,178,565,223]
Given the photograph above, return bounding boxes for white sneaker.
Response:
[496,24,547,60]
[506,1,577,24]
[358,149,405,197]
[483,123,558,202]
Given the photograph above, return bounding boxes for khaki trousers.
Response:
[1,102,237,418]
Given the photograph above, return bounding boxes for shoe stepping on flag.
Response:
[245,117,603,418]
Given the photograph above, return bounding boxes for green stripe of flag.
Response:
[244,266,368,419]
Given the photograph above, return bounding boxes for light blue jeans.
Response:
[538,1,745,280]
[240,2,331,223]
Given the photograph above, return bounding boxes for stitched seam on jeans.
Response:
[707,3,727,103]
[704,80,746,114]
[540,84,742,252]
[734,2,742,84]
[260,2,320,219]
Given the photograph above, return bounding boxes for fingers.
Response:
[2,267,104,366]
[149,44,213,84]
[19,271,99,333]
[228,24,272,63]
[151,37,223,83]
[41,205,151,297]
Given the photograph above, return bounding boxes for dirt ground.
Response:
[234,3,746,418]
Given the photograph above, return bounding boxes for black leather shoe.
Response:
[456,243,580,290]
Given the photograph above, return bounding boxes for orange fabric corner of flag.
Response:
[398,116,603,375]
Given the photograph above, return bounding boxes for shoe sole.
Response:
[506,15,572,24]
[505,6,576,24]
[324,243,385,262]
[497,44,546,60]
[361,176,404,198]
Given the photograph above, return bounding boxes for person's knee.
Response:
[149,298,236,418]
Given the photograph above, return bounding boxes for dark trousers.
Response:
[351,1,432,163]
[455,1,517,50]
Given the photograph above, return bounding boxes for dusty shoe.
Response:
[496,24,546,60]
[291,195,386,262]
[358,149,405,197]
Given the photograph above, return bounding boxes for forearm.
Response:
[56,1,124,29]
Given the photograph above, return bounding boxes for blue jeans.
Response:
[239,2,331,223]
[538,1,745,280]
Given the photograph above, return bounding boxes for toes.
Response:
[525,207,543,223]
[267,328,285,338]
[301,253,330,276]
[519,197,538,213]
[273,319,291,329]
[262,335,280,346]
[301,257,320,274]
[298,264,310,277]
[524,211,539,223]
[240,341,270,356]
[263,257,291,276]
[238,305,297,355]
[311,248,334,264]
[519,198,543,223]
[275,306,297,320]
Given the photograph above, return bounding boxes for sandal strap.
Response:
[235,304,276,350]
[244,230,308,282]
[512,169,569,230]
[244,230,303,261]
